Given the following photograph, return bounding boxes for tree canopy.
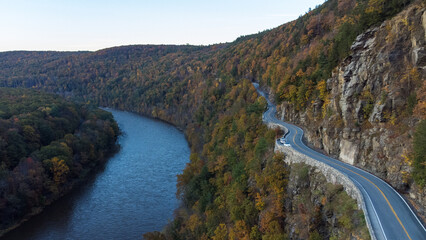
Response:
[0,88,119,233]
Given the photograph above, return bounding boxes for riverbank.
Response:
[0,145,120,238]
[1,109,189,240]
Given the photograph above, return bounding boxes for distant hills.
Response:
[0,0,423,239]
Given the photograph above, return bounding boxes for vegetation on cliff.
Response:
[285,163,370,240]
[0,88,119,234]
[0,0,421,238]
[270,0,426,200]
[413,120,426,187]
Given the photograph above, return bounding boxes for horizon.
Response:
[0,0,325,52]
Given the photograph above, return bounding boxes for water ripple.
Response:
[2,109,189,240]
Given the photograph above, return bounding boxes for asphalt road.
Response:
[254,83,426,240]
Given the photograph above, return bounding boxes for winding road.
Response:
[254,83,426,240]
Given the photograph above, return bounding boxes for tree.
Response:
[316,80,327,101]
[413,120,426,187]
[50,157,70,185]
[212,224,228,240]
[0,88,120,232]
[366,0,385,14]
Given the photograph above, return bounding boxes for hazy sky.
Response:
[0,0,325,52]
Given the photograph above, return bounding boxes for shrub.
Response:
[413,120,426,187]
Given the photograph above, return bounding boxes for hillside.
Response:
[277,1,426,215]
[0,88,119,235]
[0,0,423,238]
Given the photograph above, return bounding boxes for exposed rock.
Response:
[282,154,371,240]
[278,2,426,217]
[339,139,358,165]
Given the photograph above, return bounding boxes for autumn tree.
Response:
[48,157,69,185]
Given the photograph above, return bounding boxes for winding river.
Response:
[2,109,190,240]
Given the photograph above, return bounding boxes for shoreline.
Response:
[0,144,120,238]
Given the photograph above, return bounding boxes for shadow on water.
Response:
[1,109,189,240]
[1,162,109,240]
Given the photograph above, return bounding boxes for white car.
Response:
[280,138,291,146]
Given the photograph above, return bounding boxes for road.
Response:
[254,83,426,240]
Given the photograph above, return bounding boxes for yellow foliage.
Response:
[401,153,413,166]
[339,15,356,25]
[50,157,69,185]
[401,171,411,184]
[212,223,228,240]
[316,80,327,101]
[23,125,38,141]
[188,214,202,232]
[301,34,309,45]
[296,69,304,78]
[284,85,298,103]
[255,192,265,211]
[360,88,373,100]
[322,97,331,119]
[365,0,384,14]
[229,221,249,240]
[409,67,420,83]
[213,155,227,173]
[41,107,52,115]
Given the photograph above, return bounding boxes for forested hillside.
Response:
[0,88,119,235]
[0,0,423,238]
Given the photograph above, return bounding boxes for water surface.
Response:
[2,109,189,240]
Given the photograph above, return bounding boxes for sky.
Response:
[0,0,325,52]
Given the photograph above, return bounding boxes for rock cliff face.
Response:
[284,163,370,240]
[278,2,426,217]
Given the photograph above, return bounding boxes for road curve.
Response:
[254,83,426,240]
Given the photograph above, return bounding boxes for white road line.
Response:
[353,178,388,240]
[257,84,426,239]
[279,113,426,232]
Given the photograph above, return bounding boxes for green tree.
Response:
[413,120,426,186]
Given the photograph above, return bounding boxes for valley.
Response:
[0,0,424,239]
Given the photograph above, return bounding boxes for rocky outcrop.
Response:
[278,2,426,217]
[283,161,371,240]
[275,142,375,240]
[339,139,358,165]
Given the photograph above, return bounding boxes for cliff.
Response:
[284,163,370,239]
[277,2,426,217]
[0,0,422,238]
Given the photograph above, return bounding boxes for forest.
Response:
[0,88,119,234]
[0,0,423,239]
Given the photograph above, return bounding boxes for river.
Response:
[1,109,190,240]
